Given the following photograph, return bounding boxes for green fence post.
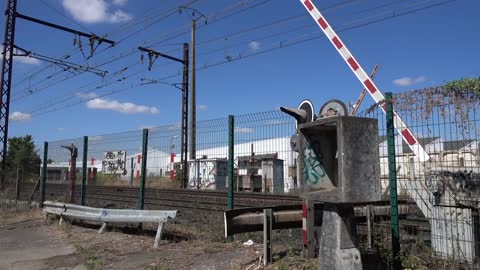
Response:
[386,92,401,269]
[81,136,88,206]
[139,128,148,210]
[40,141,48,207]
[228,115,234,210]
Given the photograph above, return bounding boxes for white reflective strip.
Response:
[393,115,407,131]
[371,91,384,105]
[310,8,321,21]
[300,0,430,162]
[324,28,336,40]
[355,69,369,83]
[338,46,350,61]
[302,217,307,230]
[411,144,429,162]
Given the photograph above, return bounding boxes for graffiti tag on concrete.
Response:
[303,141,329,189]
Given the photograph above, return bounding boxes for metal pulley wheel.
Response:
[319,99,348,118]
[294,99,315,129]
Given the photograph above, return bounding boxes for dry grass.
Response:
[0,184,41,225]
[0,207,41,225]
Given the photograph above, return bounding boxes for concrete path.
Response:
[0,220,83,270]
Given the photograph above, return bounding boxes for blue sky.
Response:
[4,0,479,145]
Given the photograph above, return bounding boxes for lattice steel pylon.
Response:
[0,0,18,190]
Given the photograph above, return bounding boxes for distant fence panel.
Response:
[188,117,229,190]
[45,137,84,202]
[87,130,143,188]
[144,125,181,189]
[234,111,296,194]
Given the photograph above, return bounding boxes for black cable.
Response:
[12,0,271,102]
[39,0,92,33]
[13,0,199,96]
[12,0,454,119]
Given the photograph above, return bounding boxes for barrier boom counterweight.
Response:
[299,0,430,162]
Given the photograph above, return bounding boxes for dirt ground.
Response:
[0,203,316,270]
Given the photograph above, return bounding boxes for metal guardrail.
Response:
[43,201,177,248]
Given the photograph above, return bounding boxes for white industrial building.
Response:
[46,137,479,194]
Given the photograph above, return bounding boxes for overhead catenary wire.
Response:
[9,0,331,90]
[38,0,92,33]
[10,0,455,122]
[11,0,262,102]
[11,0,275,104]
[12,0,455,119]
[12,0,200,97]
[142,0,457,80]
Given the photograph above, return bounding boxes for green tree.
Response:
[7,135,41,176]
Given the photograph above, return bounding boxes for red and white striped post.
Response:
[302,202,308,248]
[136,154,141,179]
[90,157,95,179]
[299,0,430,162]
[170,152,175,181]
[302,199,315,258]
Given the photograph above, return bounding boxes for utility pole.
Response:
[0,0,115,190]
[190,19,196,160]
[179,6,206,161]
[181,43,189,188]
[138,43,189,188]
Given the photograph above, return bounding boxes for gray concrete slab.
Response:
[0,222,81,270]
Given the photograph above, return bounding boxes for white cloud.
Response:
[198,104,207,111]
[108,10,131,23]
[167,123,181,131]
[138,125,155,130]
[10,112,31,122]
[265,119,284,125]
[76,92,99,99]
[62,0,132,24]
[89,135,104,141]
[248,41,261,51]
[112,0,128,5]
[393,76,426,86]
[57,127,66,131]
[235,127,254,133]
[1,53,41,65]
[86,97,159,114]
[15,56,41,65]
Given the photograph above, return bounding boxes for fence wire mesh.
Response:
[234,111,296,194]
[359,88,480,264]
[11,86,480,266]
[43,137,84,202]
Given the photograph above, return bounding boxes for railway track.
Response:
[19,182,431,236]
[23,183,302,211]
[22,183,421,216]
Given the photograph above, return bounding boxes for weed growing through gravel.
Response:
[79,247,103,270]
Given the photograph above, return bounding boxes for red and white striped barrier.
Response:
[300,0,430,162]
